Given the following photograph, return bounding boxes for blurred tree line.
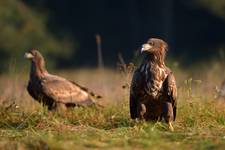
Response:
[0,0,225,72]
[0,0,73,72]
[195,0,225,19]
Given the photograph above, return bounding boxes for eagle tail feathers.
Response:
[70,80,103,99]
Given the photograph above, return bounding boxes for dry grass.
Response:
[0,61,224,150]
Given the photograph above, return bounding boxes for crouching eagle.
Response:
[130,38,177,131]
[24,49,102,111]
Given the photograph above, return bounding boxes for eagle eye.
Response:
[149,41,154,46]
[30,50,38,56]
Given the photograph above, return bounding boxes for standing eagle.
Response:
[130,38,177,131]
[24,49,101,110]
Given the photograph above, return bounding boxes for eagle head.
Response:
[141,38,168,54]
[24,49,43,61]
[24,49,47,76]
[141,38,168,64]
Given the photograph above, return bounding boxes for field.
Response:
[0,61,225,150]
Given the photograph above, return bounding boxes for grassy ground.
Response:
[0,61,225,150]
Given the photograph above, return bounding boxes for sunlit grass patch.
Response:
[0,65,224,149]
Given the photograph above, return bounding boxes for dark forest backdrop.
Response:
[0,0,225,71]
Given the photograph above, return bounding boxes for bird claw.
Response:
[168,122,174,132]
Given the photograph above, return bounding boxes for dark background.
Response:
[1,0,225,70]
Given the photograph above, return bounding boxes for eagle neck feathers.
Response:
[143,54,165,67]
[139,53,168,99]
[30,57,48,79]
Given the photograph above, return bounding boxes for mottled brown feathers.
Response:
[25,49,102,110]
[216,80,225,100]
[130,38,177,130]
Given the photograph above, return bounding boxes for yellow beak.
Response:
[141,44,152,52]
[24,52,34,59]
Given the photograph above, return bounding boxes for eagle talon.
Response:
[168,122,174,132]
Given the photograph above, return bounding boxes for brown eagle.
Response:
[24,49,101,110]
[130,38,177,131]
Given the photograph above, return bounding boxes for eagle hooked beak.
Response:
[141,44,152,53]
[24,52,34,59]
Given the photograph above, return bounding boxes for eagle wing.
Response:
[130,69,144,119]
[41,74,95,106]
[162,72,177,121]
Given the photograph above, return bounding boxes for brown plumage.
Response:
[130,38,177,131]
[216,80,225,100]
[24,49,102,110]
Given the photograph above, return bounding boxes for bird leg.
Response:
[168,122,174,131]
[162,101,174,131]
[55,102,67,113]
[139,103,146,119]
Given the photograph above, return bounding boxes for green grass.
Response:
[0,66,225,150]
[0,99,225,150]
